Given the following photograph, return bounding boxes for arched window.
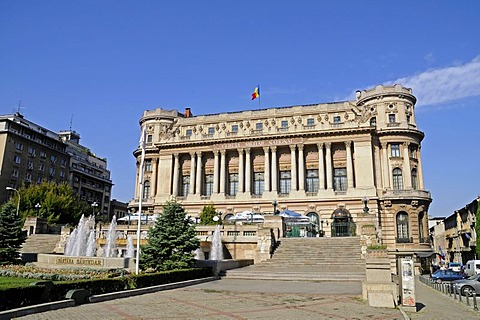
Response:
[396,212,410,242]
[411,168,418,190]
[393,168,403,190]
[143,180,150,199]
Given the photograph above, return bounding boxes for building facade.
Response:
[0,113,113,216]
[129,84,432,259]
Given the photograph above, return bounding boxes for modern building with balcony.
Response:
[128,84,433,270]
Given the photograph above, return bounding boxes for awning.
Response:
[414,251,436,258]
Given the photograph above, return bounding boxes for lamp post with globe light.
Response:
[6,187,20,216]
[35,203,41,218]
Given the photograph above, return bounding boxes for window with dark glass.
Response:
[204,174,213,196]
[409,145,416,159]
[306,169,319,192]
[253,172,264,195]
[281,120,288,128]
[229,173,238,195]
[333,116,341,123]
[208,127,215,135]
[147,135,152,143]
[370,117,376,126]
[307,118,315,126]
[411,168,418,190]
[391,143,400,157]
[279,171,291,194]
[186,129,192,136]
[256,122,263,131]
[333,168,347,191]
[393,168,403,190]
[181,175,190,196]
[231,125,238,133]
[389,114,396,123]
[143,181,150,198]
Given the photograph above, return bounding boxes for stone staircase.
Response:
[20,234,61,254]
[224,237,366,281]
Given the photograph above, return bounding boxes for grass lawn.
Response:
[0,276,37,289]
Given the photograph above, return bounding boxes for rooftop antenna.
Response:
[69,114,74,131]
[14,100,26,115]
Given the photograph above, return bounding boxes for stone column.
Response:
[298,144,305,191]
[317,143,325,190]
[238,149,245,193]
[195,151,202,195]
[381,143,390,189]
[151,158,158,197]
[290,145,297,191]
[245,148,251,194]
[263,147,270,192]
[271,146,278,192]
[345,141,354,189]
[220,150,226,194]
[403,143,412,189]
[374,144,383,189]
[325,142,333,190]
[417,146,425,190]
[172,154,179,196]
[213,150,219,194]
[189,152,196,195]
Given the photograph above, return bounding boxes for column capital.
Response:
[297,144,304,151]
[189,151,196,157]
[197,151,202,157]
[317,142,324,149]
[173,153,179,158]
[290,145,296,151]
[214,150,220,156]
[344,141,352,148]
[325,142,331,149]
[263,146,270,153]
[245,147,251,154]
[221,149,227,156]
[270,146,277,152]
[381,142,388,149]
[238,148,244,154]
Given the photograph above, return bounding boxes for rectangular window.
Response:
[228,173,238,196]
[306,169,319,192]
[39,163,45,171]
[281,120,288,128]
[253,172,264,195]
[147,135,153,143]
[50,155,57,163]
[255,122,263,131]
[15,142,23,151]
[60,158,67,166]
[186,129,192,136]
[49,167,55,176]
[40,151,47,159]
[145,159,152,171]
[14,155,21,164]
[389,114,396,123]
[181,175,190,196]
[25,172,32,182]
[333,168,347,191]
[27,160,34,170]
[28,147,36,156]
[279,171,291,194]
[307,118,315,126]
[231,125,238,133]
[60,170,66,178]
[409,145,416,159]
[391,144,401,157]
[208,127,215,135]
[204,174,214,196]
[333,116,341,123]
[12,169,19,178]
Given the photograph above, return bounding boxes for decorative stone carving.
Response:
[384,200,392,207]
[411,200,418,207]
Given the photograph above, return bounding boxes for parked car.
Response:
[431,269,466,283]
[452,274,480,296]
[448,262,462,272]
[464,260,480,276]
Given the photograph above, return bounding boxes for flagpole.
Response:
[135,128,146,275]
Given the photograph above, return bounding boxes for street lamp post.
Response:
[6,187,20,216]
[35,203,41,218]
[91,201,98,216]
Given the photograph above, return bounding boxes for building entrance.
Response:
[331,207,356,237]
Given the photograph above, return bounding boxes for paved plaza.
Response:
[14,278,480,320]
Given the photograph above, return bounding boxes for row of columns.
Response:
[380,142,424,190]
[171,142,355,197]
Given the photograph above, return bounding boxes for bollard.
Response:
[466,293,471,306]
[453,286,457,300]
[473,294,478,311]
[459,290,463,302]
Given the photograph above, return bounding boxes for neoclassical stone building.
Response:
[129,84,432,259]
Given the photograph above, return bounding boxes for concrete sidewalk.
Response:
[405,277,479,320]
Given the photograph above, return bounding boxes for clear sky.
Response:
[1,1,479,217]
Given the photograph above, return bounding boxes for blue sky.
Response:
[1,1,479,217]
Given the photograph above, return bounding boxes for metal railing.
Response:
[420,276,479,312]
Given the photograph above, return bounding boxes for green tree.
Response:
[199,204,218,225]
[0,202,27,264]
[140,200,199,271]
[13,182,90,225]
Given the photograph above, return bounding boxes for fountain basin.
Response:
[195,259,254,276]
[36,253,135,271]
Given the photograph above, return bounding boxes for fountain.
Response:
[210,225,224,260]
[65,214,96,256]
[126,235,135,258]
[104,215,117,257]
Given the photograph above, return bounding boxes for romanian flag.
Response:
[251,86,260,100]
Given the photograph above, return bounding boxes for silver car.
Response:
[452,274,480,296]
